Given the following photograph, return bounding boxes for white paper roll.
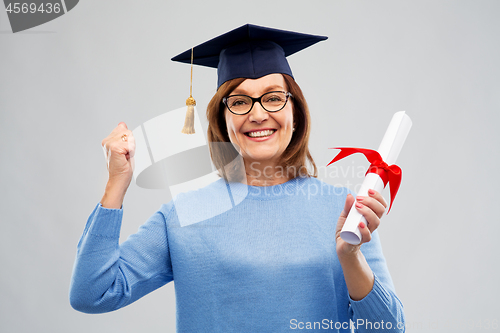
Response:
[340,111,412,245]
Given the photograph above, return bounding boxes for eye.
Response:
[263,93,284,103]
[229,97,249,107]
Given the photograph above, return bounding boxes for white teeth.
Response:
[247,130,275,138]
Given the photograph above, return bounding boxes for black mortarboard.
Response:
[172,24,328,89]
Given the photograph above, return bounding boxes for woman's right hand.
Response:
[100,122,135,208]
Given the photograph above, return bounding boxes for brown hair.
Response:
[206,74,317,181]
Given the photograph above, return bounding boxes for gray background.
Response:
[1,0,499,332]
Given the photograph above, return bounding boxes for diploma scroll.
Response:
[338,111,412,245]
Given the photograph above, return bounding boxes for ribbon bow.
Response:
[327,147,402,213]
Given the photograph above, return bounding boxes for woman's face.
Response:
[224,73,294,167]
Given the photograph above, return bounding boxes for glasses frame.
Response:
[223,91,293,115]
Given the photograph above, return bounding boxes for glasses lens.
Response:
[226,95,252,114]
[262,92,287,112]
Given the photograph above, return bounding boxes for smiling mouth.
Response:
[245,129,277,138]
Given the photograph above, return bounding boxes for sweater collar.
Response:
[227,176,310,201]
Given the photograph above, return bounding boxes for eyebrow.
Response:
[231,85,285,95]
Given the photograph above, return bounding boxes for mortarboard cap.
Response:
[172,24,328,89]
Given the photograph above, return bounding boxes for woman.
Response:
[70,24,405,332]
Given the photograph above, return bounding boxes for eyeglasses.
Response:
[223,91,293,115]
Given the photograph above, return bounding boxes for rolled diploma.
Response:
[340,111,412,245]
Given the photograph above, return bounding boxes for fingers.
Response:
[126,131,136,159]
[101,123,135,154]
[339,190,385,247]
[368,189,387,209]
[101,123,136,177]
[354,201,380,234]
[354,189,386,235]
[356,189,386,219]
[358,221,372,243]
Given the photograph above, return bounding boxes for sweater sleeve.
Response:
[69,203,174,314]
[348,230,406,332]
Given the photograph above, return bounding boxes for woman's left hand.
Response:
[335,189,387,258]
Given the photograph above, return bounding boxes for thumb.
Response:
[341,193,355,218]
[118,122,128,129]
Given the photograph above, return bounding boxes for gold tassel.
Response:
[182,47,196,134]
[182,97,196,134]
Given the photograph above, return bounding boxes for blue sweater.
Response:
[70,177,405,332]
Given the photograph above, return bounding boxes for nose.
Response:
[248,101,269,124]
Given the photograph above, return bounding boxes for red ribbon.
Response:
[327,147,402,213]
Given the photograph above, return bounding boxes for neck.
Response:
[243,159,290,187]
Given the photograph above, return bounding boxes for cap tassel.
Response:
[182,47,196,134]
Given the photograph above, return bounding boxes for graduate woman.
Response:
[70,24,405,332]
